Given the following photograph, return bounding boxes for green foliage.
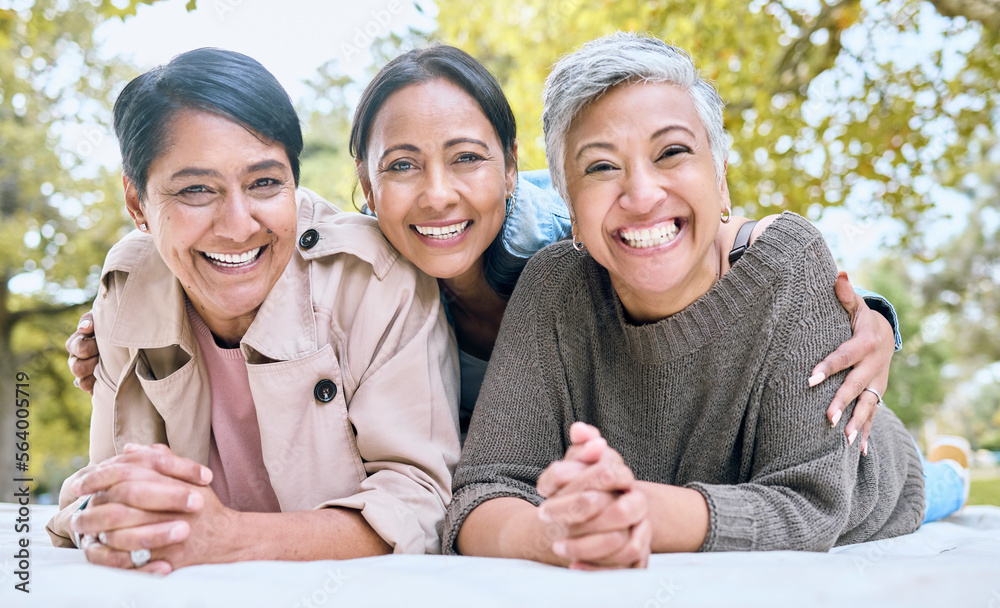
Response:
[432,0,998,246]
[857,257,953,428]
[298,64,359,209]
[969,475,1000,506]
[0,0,135,502]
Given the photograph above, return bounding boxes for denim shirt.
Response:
[480,169,573,298]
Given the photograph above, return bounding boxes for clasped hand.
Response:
[536,422,651,570]
[69,443,230,574]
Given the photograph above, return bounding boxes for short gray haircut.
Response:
[542,32,730,211]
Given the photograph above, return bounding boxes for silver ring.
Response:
[130,548,152,568]
[73,378,81,388]
[862,387,884,408]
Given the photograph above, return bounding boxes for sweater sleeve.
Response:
[687,234,868,552]
[441,249,571,555]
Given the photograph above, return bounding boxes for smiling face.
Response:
[358,79,516,284]
[126,109,298,342]
[564,81,731,323]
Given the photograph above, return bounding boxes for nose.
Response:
[214,190,260,243]
[620,163,667,214]
[418,163,459,212]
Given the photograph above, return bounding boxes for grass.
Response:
[969,473,1000,506]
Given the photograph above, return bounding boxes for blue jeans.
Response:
[918,443,967,523]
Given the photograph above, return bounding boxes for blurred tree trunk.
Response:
[928,0,1000,27]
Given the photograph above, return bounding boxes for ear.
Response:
[505,140,519,196]
[355,157,375,213]
[123,175,147,229]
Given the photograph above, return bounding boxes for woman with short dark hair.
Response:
[47,48,460,572]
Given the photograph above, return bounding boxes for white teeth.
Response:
[620,222,680,248]
[414,221,470,239]
[204,247,261,267]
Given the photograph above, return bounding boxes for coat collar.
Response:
[103,187,398,362]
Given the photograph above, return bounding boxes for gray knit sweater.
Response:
[443,212,924,554]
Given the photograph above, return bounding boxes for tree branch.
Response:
[772,0,860,95]
[9,301,91,326]
[927,0,1000,29]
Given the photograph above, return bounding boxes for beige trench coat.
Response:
[47,188,461,554]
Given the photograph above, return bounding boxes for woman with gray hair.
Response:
[442,32,933,569]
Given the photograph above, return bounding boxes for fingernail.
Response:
[70,480,83,494]
[79,319,92,330]
[830,410,842,428]
[862,442,869,456]
[200,466,212,484]
[847,430,858,446]
[168,523,185,542]
[98,532,107,544]
[187,492,201,511]
[808,372,825,387]
[537,506,551,523]
[552,541,567,557]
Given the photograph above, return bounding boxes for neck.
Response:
[439,258,508,359]
[440,259,496,305]
[616,233,729,324]
[186,295,255,349]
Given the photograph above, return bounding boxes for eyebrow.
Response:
[245,159,288,174]
[574,125,697,160]
[444,137,489,150]
[379,144,420,163]
[168,159,288,182]
[170,167,220,181]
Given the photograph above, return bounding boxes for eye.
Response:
[387,160,413,172]
[251,177,280,188]
[584,161,617,175]
[179,185,210,194]
[456,152,485,164]
[657,145,691,161]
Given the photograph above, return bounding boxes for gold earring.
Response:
[505,192,516,219]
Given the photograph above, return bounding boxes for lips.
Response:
[201,246,264,268]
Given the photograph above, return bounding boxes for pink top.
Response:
[186,300,281,513]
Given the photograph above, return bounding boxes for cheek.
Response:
[370,182,410,223]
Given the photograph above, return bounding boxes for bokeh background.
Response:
[1,0,998,504]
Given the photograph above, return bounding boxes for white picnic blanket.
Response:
[2,503,998,607]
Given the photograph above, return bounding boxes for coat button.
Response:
[299,228,319,249]
[314,379,337,403]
